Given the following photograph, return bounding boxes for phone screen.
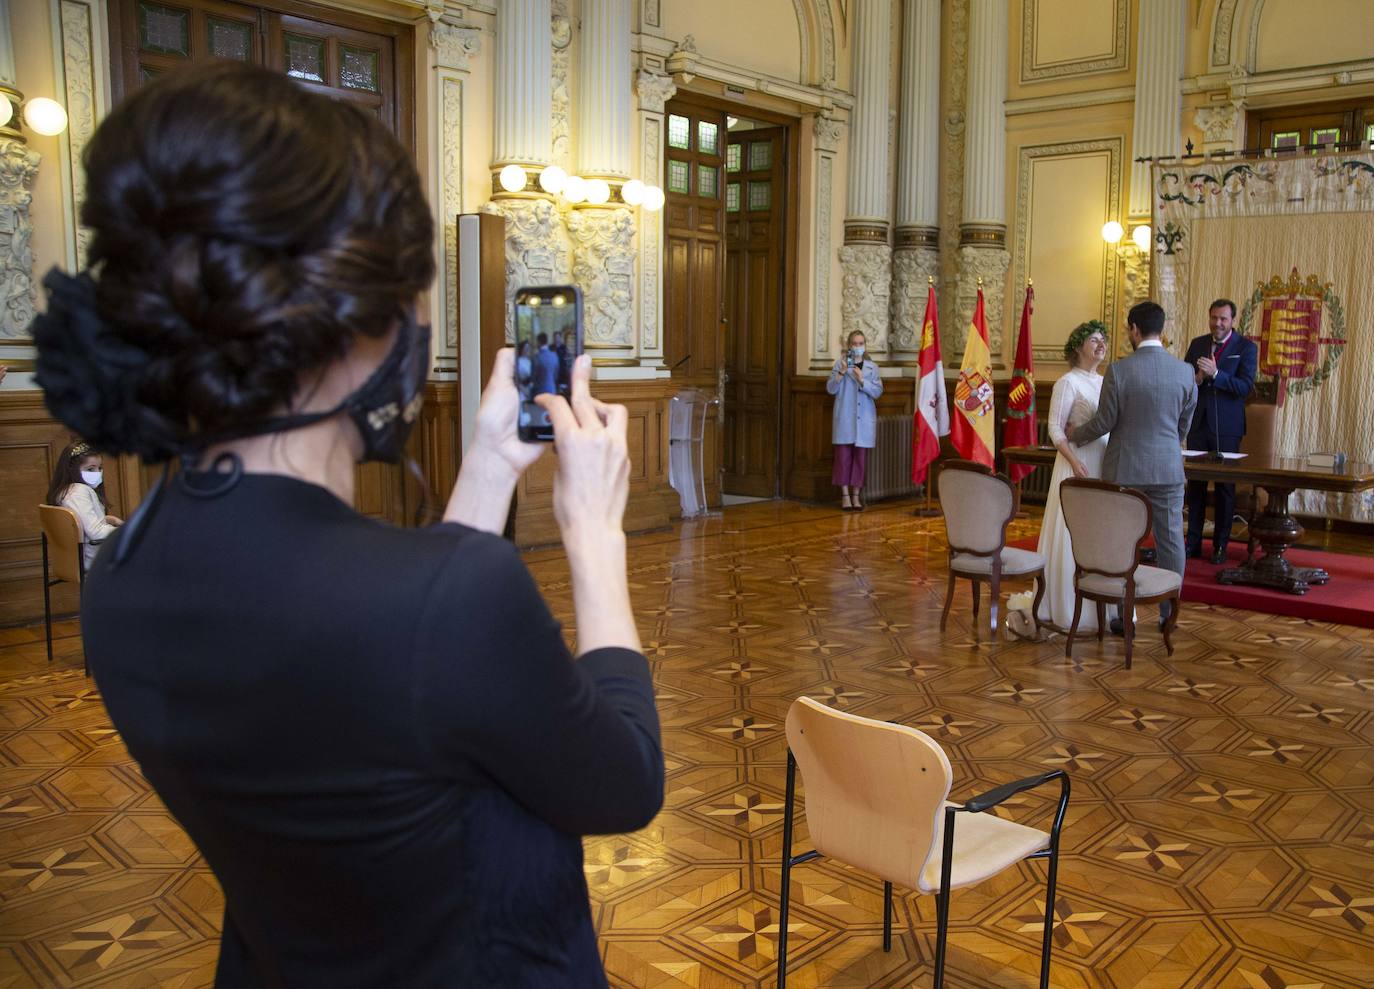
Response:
[514,285,583,442]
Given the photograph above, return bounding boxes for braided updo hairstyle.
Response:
[34,61,435,461]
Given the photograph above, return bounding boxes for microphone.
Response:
[1205,357,1224,463]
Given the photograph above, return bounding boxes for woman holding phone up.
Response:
[34,62,660,988]
[826,330,884,510]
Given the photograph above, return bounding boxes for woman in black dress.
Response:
[33,62,661,988]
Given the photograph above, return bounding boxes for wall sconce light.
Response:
[498,163,528,193]
[641,185,665,212]
[584,178,611,205]
[1100,220,1124,244]
[561,174,587,204]
[0,91,69,138]
[1131,223,1152,252]
[538,165,567,195]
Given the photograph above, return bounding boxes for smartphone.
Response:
[514,285,583,442]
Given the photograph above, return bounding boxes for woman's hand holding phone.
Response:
[443,348,547,534]
[535,355,639,656]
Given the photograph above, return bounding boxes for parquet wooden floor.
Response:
[2,499,1372,988]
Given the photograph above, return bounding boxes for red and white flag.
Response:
[912,282,949,485]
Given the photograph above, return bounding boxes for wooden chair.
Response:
[1059,480,1182,670]
[778,697,1069,989]
[39,505,86,672]
[936,459,1045,636]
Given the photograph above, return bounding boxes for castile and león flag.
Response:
[911,281,950,485]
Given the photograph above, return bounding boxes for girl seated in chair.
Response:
[45,440,123,570]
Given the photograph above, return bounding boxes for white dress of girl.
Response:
[1035,368,1109,632]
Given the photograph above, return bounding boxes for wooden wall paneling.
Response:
[511,379,677,548]
[784,375,916,502]
[416,381,460,524]
[0,393,83,624]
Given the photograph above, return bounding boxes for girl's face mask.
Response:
[81,469,103,487]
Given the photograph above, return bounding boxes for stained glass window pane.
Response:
[727,144,742,172]
[749,141,772,171]
[698,121,719,156]
[748,180,771,211]
[698,164,718,199]
[140,65,162,83]
[667,159,690,195]
[1310,127,1340,148]
[726,183,741,212]
[285,34,325,83]
[138,3,188,56]
[1367,123,1374,146]
[667,114,690,150]
[340,45,379,92]
[1272,131,1299,151]
[206,17,251,61]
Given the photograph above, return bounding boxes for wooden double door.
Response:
[664,97,787,501]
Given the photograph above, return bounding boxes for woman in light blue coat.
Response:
[826,330,884,510]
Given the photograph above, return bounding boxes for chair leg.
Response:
[932,889,951,988]
[1096,601,1106,642]
[970,581,980,637]
[1038,849,1062,989]
[1031,572,1045,633]
[42,535,53,666]
[988,568,1001,635]
[1162,593,1179,656]
[882,881,893,952]
[778,753,797,989]
[1065,595,1083,658]
[940,571,956,632]
[1122,589,1136,670]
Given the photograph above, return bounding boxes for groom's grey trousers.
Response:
[1139,483,1185,612]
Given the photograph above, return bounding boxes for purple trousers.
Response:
[831,444,868,487]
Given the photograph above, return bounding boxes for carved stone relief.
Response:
[838,243,892,354]
[1194,104,1244,151]
[955,245,1009,355]
[60,0,98,269]
[429,21,482,71]
[938,0,970,358]
[566,206,636,348]
[642,0,660,29]
[890,247,939,358]
[638,114,666,354]
[0,139,41,339]
[441,77,464,349]
[636,69,677,114]
[551,0,573,170]
[479,198,571,342]
[1211,0,1240,67]
[1118,244,1150,313]
[812,151,836,360]
[813,112,845,153]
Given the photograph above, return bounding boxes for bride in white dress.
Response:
[1036,322,1110,632]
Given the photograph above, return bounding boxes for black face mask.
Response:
[190,311,431,464]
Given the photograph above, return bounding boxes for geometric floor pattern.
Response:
[2,499,1372,987]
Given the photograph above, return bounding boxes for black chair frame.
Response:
[777,751,1070,989]
[41,531,86,674]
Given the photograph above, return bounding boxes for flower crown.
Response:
[1063,320,1108,363]
[68,441,92,459]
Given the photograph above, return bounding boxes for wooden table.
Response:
[1002,446,1374,595]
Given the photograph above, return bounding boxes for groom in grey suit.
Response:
[1072,300,1198,623]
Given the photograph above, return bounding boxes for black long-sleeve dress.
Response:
[81,469,663,988]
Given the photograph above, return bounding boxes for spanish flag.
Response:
[950,289,995,467]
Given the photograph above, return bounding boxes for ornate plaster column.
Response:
[956,0,1009,354]
[809,111,846,369]
[838,0,892,357]
[1194,103,1245,155]
[0,0,40,340]
[568,0,635,363]
[635,68,675,368]
[482,0,568,341]
[1130,0,1186,218]
[890,0,940,364]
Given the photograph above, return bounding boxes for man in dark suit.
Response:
[1184,298,1258,564]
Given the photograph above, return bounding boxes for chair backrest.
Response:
[785,697,952,890]
[39,505,84,583]
[936,460,1015,556]
[1240,401,1277,460]
[1058,479,1150,576]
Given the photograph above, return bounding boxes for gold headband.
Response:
[69,442,91,459]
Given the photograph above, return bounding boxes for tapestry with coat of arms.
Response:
[1152,151,1374,522]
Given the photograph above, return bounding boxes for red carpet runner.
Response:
[1011,535,1374,629]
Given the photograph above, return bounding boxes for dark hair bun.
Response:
[34,61,435,461]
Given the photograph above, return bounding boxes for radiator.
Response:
[866,415,916,501]
[1015,418,1053,504]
